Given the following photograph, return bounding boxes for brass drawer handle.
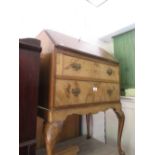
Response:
[107,68,113,75]
[107,89,113,96]
[71,63,81,71]
[72,88,81,96]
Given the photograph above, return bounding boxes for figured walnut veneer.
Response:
[37,30,125,155]
[55,80,120,107]
[56,52,119,82]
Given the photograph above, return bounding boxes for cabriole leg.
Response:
[86,114,92,139]
[44,121,64,155]
[113,108,125,155]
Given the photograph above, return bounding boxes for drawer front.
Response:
[56,53,119,82]
[55,80,120,107]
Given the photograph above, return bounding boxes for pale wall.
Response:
[82,112,106,142]
[97,40,114,54]
[105,97,135,155]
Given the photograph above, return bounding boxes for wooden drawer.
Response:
[56,53,119,82]
[55,80,120,107]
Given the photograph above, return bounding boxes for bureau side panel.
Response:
[37,31,55,111]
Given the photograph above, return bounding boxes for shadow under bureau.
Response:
[37,30,125,155]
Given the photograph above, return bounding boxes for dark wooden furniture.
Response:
[37,30,125,155]
[19,38,41,155]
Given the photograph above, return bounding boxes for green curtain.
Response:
[113,29,135,95]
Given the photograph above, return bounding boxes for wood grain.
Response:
[56,53,119,82]
[36,115,81,149]
[55,80,120,107]
[44,121,64,155]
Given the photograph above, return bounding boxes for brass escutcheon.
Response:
[107,68,113,75]
[70,63,81,71]
[72,88,81,96]
[107,89,113,96]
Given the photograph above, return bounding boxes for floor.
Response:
[37,136,119,155]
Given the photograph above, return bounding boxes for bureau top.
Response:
[37,30,118,64]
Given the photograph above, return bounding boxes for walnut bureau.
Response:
[37,30,125,155]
